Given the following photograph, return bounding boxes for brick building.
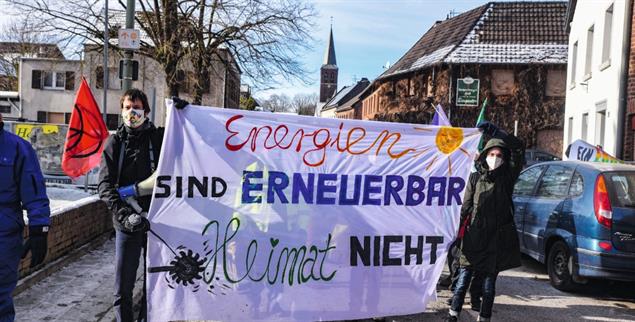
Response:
[361,1,568,156]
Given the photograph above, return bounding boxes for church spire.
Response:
[323,23,337,66]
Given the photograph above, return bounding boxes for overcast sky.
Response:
[256,0,497,100]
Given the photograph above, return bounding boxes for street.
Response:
[14,238,635,322]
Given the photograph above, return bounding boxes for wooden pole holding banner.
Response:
[514,120,518,136]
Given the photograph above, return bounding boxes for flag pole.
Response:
[103,0,109,125]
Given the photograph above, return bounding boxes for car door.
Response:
[524,165,574,262]
[513,165,547,253]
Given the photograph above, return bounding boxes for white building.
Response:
[564,0,632,157]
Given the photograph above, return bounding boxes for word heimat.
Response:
[242,171,466,206]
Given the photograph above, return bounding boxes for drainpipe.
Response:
[617,0,633,159]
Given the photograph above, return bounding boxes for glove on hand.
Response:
[22,225,49,268]
[477,121,500,137]
[117,207,150,233]
[172,96,190,110]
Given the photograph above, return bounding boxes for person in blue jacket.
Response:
[0,113,51,322]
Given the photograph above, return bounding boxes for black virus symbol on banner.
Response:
[147,231,231,295]
[149,248,206,286]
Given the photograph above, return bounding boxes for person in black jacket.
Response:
[446,121,525,322]
[98,89,187,322]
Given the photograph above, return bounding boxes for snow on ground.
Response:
[46,184,94,211]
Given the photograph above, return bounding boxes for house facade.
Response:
[565,0,632,158]
[360,1,568,156]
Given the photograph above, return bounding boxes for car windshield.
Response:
[605,172,635,208]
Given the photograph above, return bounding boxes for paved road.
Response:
[13,239,635,322]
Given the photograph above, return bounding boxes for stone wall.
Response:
[19,197,112,277]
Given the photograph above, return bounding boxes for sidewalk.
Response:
[13,237,143,322]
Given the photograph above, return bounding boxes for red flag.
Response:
[61,77,109,179]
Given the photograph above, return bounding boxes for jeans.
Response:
[114,229,147,322]
[450,267,498,319]
[0,215,23,322]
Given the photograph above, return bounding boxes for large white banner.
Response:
[146,103,482,321]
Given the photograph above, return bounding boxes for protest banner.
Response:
[565,139,622,163]
[146,102,481,321]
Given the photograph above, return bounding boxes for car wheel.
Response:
[547,240,577,291]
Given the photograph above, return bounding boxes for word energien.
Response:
[242,171,465,206]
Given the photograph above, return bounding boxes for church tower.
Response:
[320,26,338,103]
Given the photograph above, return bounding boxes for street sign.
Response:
[456,77,480,106]
[118,28,141,50]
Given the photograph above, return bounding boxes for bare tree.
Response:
[0,18,63,90]
[3,0,316,100]
[178,0,316,104]
[291,93,317,116]
[261,93,291,113]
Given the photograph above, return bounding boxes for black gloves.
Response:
[116,207,150,233]
[172,96,190,110]
[22,225,49,268]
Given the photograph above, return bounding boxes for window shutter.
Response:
[96,66,104,89]
[65,71,75,90]
[37,111,47,123]
[31,70,42,89]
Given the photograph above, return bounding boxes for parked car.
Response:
[524,149,561,167]
[512,161,635,291]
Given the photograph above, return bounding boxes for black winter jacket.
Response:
[458,134,525,273]
[98,121,164,231]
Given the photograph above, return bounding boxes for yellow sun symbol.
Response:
[413,125,479,175]
[436,127,463,154]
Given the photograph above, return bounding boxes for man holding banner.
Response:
[447,121,524,322]
[97,89,188,322]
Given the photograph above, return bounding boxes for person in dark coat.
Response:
[0,113,50,322]
[446,121,524,322]
[98,89,188,322]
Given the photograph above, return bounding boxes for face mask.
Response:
[122,108,146,128]
[486,155,503,170]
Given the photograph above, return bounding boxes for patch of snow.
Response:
[410,46,454,70]
[445,44,568,64]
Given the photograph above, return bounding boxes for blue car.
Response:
[513,161,635,291]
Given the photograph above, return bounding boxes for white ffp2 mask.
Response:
[486,155,503,170]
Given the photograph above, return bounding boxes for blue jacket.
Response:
[0,125,50,229]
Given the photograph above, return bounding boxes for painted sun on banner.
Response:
[146,102,482,322]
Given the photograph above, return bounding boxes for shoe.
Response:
[470,301,481,312]
[444,314,458,322]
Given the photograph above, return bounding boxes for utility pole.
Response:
[122,0,135,91]
[103,0,109,124]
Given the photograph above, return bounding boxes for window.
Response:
[571,41,578,85]
[106,113,119,130]
[569,171,584,197]
[585,25,594,78]
[43,71,66,89]
[537,165,574,198]
[514,165,546,196]
[602,4,613,66]
[596,108,606,148]
[95,66,121,90]
[567,116,573,145]
[0,105,10,113]
[48,112,65,124]
[582,113,589,140]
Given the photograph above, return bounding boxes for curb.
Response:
[13,231,112,296]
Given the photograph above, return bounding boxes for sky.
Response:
[256,0,499,100]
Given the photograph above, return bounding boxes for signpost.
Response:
[456,77,480,106]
